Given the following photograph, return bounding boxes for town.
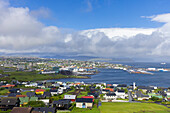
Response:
[0,81,170,113]
[0,57,170,113]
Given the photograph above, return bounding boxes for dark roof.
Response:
[138,86,154,90]
[53,99,70,104]
[102,89,110,92]
[50,89,58,92]
[43,92,51,97]
[88,92,99,96]
[0,97,19,105]
[76,98,93,103]
[32,107,56,113]
[9,88,20,93]
[109,86,115,88]
[106,93,116,96]
[26,92,36,97]
[136,91,149,98]
[8,93,21,97]
[117,90,125,93]
[11,107,32,113]
[36,95,45,98]
[117,84,127,87]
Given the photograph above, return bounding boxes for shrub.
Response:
[26,101,45,107]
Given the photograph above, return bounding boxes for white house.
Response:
[115,90,126,99]
[64,95,76,102]
[103,93,116,100]
[39,99,50,105]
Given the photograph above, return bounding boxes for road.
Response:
[128,91,133,102]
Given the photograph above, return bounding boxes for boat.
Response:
[161,62,166,65]
[157,68,168,72]
[127,69,154,75]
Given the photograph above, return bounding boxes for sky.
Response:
[1,0,170,62]
[8,0,169,30]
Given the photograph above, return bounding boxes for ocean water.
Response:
[48,62,170,87]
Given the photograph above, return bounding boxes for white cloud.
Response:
[1,1,170,61]
[30,7,51,19]
[80,28,156,40]
[151,13,170,23]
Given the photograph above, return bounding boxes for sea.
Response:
[48,62,170,88]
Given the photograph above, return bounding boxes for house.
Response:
[103,93,116,100]
[50,89,58,96]
[32,107,56,113]
[166,91,170,96]
[8,93,22,97]
[138,86,155,93]
[39,99,49,105]
[11,107,32,113]
[102,89,110,94]
[76,98,93,108]
[81,96,94,101]
[88,92,99,99]
[148,93,163,99]
[35,89,45,95]
[105,88,114,92]
[19,97,29,106]
[95,84,103,89]
[0,97,20,111]
[64,95,76,102]
[16,95,27,98]
[26,92,36,97]
[117,84,127,89]
[136,91,150,100]
[25,83,37,87]
[30,97,38,101]
[58,88,63,94]
[43,92,51,98]
[9,88,20,93]
[53,99,71,110]
[115,90,126,99]
[0,84,15,89]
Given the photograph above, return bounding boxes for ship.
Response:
[127,69,154,75]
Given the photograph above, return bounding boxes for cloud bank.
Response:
[0,0,170,61]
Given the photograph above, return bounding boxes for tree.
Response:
[124,88,128,93]
[150,96,160,101]
[96,86,100,90]
[86,86,90,92]
[26,101,45,107]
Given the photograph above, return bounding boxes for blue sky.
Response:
[9,0,170,30]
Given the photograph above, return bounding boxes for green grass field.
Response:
[99,102,170,113]
[0,71,89,82]
[70,108,99,113]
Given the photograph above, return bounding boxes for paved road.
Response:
[128,91,133,102]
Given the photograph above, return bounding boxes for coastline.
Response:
[0,70,91,82]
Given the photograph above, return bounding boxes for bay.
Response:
[48,62,170,87]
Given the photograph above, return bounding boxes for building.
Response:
[53,99,71,110]
[64,95,76,102]
[136,91,150,100]
[35,89,45,95]
[11,107,32,113]
[76,98,93,108]
[104,93,116,100]
[0,97,20,111]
